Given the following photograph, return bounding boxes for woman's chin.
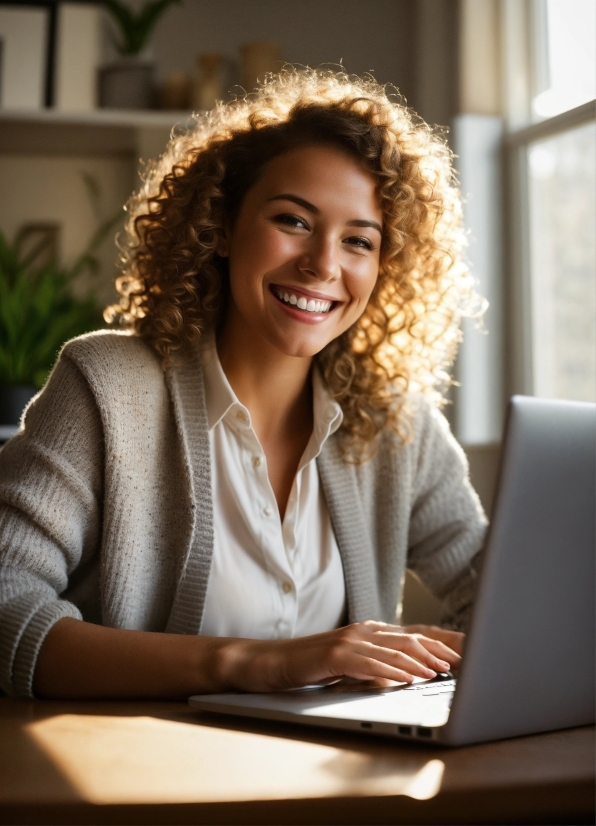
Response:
[266,330,334,360]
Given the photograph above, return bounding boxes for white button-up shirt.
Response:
[199,342,347,640]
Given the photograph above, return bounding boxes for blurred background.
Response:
[0,0,594,619]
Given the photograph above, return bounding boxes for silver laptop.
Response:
[189,396,596,746]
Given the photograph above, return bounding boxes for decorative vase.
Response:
[192,54,224,111]
[0,385,37,426]
[160,71,192,110]
[98,57,156,109]
[240,41,283,93]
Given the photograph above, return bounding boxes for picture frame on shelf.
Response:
[0,0,57,109]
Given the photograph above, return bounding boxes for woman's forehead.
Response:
[248,145,383,220]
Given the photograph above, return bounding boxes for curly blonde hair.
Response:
[107,68,478,458]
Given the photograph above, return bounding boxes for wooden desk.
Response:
[0,698,593,825]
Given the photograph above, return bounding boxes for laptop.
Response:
[189,396,596,746]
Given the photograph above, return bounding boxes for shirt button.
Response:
[282,581,292,594]
[263,505,273,516]
[252,455,262,468]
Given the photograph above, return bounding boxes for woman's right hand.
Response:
[33,618,461,700]
[214,621,461,693]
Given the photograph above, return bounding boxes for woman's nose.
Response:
[298,236,340,282]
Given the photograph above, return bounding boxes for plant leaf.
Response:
[102,0,136,54]
[134,0,181,53]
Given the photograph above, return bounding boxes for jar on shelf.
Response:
[192,54,224,112]
[240,41,283,93]
[160,71,192,110]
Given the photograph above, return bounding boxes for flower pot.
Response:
[0,385,37,426]
[98,58,156,109]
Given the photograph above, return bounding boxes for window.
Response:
[528,122,595,401]
[506,0,596,403]
[532,0,595,119]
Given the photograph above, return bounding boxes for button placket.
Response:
[276,576,297,638]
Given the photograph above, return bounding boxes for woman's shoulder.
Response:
[50,331,167,417]
[378,391,454,451]
[61,329,157,363]
[60,330,162,381]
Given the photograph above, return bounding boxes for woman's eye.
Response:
[345,235,375,251]
[273,213,309,230]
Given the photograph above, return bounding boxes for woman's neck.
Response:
[216,320,314,518]
[216,323,313,445]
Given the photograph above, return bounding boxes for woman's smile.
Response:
[220,144,383,360]
[270,284,336,319]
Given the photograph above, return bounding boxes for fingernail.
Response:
[425,669,437,677]
[438,660,450,670]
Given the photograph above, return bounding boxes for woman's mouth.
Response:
[271,286,335,314]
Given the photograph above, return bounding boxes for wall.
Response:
[0,154,133,307]
[149,0,416,98]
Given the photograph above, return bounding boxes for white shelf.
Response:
[0,108,194,129]
[0,108,197,155]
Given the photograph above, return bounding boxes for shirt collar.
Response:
[200,336,343,455]
[305,367,343,466]
[200,336,240,431]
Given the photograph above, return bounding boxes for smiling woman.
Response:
[0,69,486,701]
[110,71,475,458]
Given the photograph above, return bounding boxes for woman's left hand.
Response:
[402,624,465,664]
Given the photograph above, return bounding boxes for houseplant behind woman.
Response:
[0,70,487,699]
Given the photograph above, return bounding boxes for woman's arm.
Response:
[406,399,488,631]
[0,354,104,697]
[34,617,460,699]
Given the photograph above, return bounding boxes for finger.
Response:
[414,636,462,667]
[422,626,465,655]
[372,632,452,672]
[405,625,465,656]
[341,651,418,684]
[362,620,404,633]
[356,641,439,680]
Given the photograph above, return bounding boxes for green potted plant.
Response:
[98,0,181,109]
[0,190,121,428]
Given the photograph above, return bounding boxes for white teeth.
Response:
[275,289,333,313]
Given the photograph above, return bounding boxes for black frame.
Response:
[0,0,57,107]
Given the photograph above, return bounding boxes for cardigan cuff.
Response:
[11,600,82,698]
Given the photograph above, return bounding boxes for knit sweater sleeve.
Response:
[0,352,104,697]
[406,398,488,631]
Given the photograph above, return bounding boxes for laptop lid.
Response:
[443,396,596,745]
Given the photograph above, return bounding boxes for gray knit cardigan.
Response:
[0,331,487,698]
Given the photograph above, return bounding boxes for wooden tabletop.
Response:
[0,698,593,825]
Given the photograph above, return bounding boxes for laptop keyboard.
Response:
[403,677,456,697]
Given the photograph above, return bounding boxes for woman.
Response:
[0,70,486,699]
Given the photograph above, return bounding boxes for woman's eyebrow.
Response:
[267,194,382,234]
[347,219,382,234]
[267,194,319,213]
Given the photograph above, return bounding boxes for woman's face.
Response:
[221,144,383,360]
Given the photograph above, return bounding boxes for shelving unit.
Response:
[0,108,194,155]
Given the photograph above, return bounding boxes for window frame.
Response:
[501,0,596,398]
